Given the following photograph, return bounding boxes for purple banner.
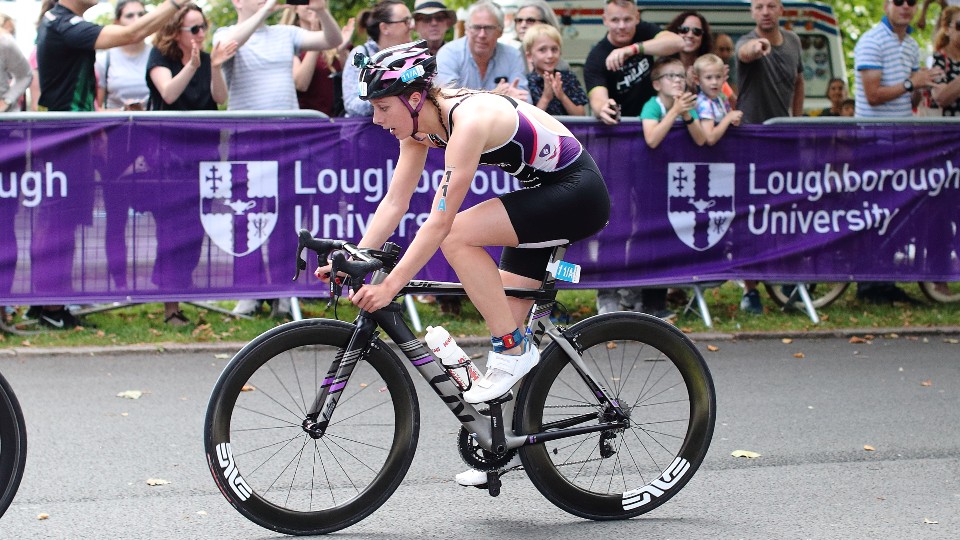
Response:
[1,114,958,304]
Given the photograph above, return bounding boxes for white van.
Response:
[537,0,847,113]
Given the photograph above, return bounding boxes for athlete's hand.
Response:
[349,279,401,313]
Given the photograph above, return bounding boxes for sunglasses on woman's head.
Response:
[677,25,703,37]
[181,23,208,35]
[891,0,917,6]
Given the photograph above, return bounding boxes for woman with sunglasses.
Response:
[146,3,236,111]
[342,0,413,117]
[141,3,237,326]
[665,11,735,107]
[95,0,150,111]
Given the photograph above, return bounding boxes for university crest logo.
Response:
[667,162,735,251]
[200,161,279,257]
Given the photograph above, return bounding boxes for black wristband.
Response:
[683,116,694,125]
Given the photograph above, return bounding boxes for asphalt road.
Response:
[1,334,958,539]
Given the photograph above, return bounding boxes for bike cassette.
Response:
[457,426,517,472]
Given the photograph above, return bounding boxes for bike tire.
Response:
[516,312,715,520]
[764,282,850,309]
[0,372,27,518]
[204,319,419,536]
[919,282,960,303]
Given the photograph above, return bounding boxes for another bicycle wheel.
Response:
[919,281,960,303]
[516,312,715,520]
[764,282,850,309]
[204,319,419,535]
[0,372,27,518]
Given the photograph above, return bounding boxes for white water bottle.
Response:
[424,325,482,392]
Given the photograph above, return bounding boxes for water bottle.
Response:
[424,325,482,392]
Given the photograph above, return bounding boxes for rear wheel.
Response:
[204,319,419,535]
[516,313,715,520]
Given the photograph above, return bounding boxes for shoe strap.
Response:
[486,351,519,375]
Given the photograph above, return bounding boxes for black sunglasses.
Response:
[180,23,208,35]
[677,25,704,37]
[891,0,917,6]
[515,17,545,25]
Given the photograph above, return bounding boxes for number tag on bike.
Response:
[547,260,581,283]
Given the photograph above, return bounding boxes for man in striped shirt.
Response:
[853,0,943,118]
[852,0,945,305]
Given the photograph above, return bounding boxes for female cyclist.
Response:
[324,40,610,410]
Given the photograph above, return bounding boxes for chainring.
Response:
[457,409,518,472]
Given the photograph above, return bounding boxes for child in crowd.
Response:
[693,53,742,145]
[523,23,587,116]
[641,57,706,148]
[840,98,855,117]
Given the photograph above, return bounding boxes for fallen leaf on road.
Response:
[923,518,938,525]
[116,390,142,400]
[146,478,170,486]
[793,352,805,358]
[920,379,933,387]
[241,384,256,392]
[359,383,368,388]
[214,353,230,359]
[849,336,869,344]
[781,338,793,344]
[944,339,959,344]
[731,450,761,458]
[37,513,49,520]
[707,345,720,352]
[863,445,875,451]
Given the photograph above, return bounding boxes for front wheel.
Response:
[516,313,715,520]
[204,319,419,535]
[0,372,27,518]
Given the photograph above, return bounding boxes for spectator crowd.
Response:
[1,0,956,331]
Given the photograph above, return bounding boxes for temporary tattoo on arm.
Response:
[437,168,453,212]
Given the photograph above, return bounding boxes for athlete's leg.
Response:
[440,197,521,342]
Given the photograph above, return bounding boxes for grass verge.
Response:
[1,281,958,349]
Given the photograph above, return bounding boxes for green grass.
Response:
[2,281,958,348]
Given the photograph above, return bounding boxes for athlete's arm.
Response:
[351,104,488,312]
[357,137,429,250]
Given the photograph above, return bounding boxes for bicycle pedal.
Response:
[485,471,501,497]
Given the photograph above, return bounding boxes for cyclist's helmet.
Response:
[357,40,436,101]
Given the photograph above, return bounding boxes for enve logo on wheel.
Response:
[216,442,252,501]
[667,162,735,252]
[621,456,691,510]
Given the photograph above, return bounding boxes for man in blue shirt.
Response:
[435,1,530,102]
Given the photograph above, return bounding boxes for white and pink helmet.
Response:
[357,40,437,101]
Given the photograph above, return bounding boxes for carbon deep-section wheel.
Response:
[0,371,27,518]
[516,312,715,520]
[204,319,419,535]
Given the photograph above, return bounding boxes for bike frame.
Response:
[303,245,629,454]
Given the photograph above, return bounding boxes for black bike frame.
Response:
[304,245,629,453]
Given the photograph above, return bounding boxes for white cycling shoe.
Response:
[462,341,540,404]
[455,454,523,487]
